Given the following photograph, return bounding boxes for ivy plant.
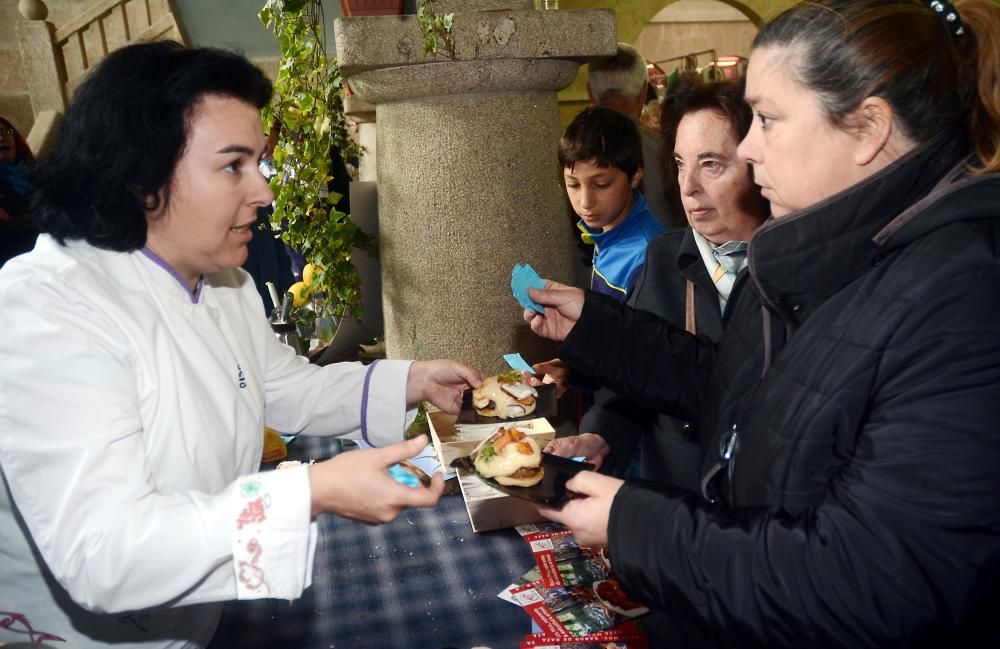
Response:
[259,0,374,326]
[417,0,455,57]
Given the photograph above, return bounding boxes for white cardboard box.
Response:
[428,410,555,532]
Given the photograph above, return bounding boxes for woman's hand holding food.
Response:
[521,358,570,398]
[538,471,623,547]
[544,433,611,470]
[523,281,585,342]
[407,359,483,413]
[308,435,444,521]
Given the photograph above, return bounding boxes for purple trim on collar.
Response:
[360,359,381,446]
[140,247,204,303]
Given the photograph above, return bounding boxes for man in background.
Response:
[587,43,685,229]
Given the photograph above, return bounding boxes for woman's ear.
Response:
[852,96,896,166]
[630,166,644,189]
[137,187,166,220]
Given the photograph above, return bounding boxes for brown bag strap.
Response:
[685,280,697,335]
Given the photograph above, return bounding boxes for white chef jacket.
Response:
[0,235,414,648]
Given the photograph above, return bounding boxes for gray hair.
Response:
[587,42,649,104]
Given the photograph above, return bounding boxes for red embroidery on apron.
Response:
[236,497,267,530]
[0,610,66,643]
[236,538,271,594]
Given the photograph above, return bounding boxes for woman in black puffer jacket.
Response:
[524,0,1000,647]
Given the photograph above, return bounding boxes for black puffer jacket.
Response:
[559,139,1000,648]
[581,229,735,492]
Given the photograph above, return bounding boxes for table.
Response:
[208,436,536,649]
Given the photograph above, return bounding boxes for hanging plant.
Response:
[259,0,374,327]
[417,0,455,57]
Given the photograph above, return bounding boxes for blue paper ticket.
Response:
[511,263,546,314]
[388,463,421,488]
[503,352,536,375]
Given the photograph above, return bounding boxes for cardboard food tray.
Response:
[428,410,555,532]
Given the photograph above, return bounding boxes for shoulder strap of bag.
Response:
[685,280,697,335]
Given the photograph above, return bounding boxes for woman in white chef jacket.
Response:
[0,41,481,648]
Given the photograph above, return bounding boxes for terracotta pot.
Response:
[339,0,403,16]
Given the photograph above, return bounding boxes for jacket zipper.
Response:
[718,305,778,505]
[720,424,739,505]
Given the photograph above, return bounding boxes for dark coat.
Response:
[582,229,735,493]
[0,172,39,268]
[559,139,1000,648]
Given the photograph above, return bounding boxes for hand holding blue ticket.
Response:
[503,352,536,375]
[511,263,546,315]
[388,463,421,488]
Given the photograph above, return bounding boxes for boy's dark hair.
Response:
[558,107,642,178]
[32,40,272,252]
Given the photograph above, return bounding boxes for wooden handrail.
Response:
[55,0,128,44]
[16,0,187,128]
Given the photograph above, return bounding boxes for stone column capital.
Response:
[336,8,615,104]
[334,9,616,77]
[348,58,580,104]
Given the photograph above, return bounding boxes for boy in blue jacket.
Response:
[560,107,668,301]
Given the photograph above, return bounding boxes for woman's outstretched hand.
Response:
[537,471,623,547]
[543,433,610,470]
[523,281,585,342]
[308,435,445,521]
[406,360,483,413]
[521,358,570,398]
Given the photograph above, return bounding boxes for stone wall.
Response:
[0,2,33,135]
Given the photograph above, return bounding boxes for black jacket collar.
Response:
[746,137,977,325]
[675,228,707,283]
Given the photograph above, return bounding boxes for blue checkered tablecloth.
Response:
[208,436,534,649]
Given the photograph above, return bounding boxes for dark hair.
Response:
[0,116,34,164]
[753,0,1000,172]
[32,41,272,251]
[558,107,643,178]
[659,74,756,212]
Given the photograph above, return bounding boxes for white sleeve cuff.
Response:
[231,465,316,600]
[359,359,414,448]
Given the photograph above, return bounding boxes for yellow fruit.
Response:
[302,263,316,286]
[288,281,312,307]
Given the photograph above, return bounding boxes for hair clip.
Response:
[928,0,966,36]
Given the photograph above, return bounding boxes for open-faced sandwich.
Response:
[473,426,544,487]
[472,370,538,420]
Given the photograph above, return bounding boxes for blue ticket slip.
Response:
[503,352,536,375]
[388,463,421,488]
[511,263,546,314]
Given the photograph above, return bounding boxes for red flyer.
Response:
[518,620,648,648]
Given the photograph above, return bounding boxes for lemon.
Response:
[302,263,317,286]
[288,281,312,307]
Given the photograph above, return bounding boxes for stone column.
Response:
[336,4,614,373]
[16,0,67,118]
